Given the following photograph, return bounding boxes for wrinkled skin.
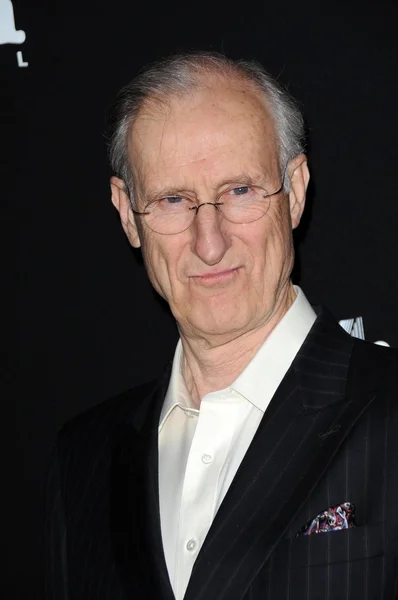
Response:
[111,77,309,400]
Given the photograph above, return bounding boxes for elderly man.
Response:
[46,53,398,600]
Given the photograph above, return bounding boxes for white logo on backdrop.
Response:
[0,0,28,66]
[339,316,390,346]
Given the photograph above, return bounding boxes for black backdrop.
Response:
[6,0,398,597]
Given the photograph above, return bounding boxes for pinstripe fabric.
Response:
[45,308,398,600]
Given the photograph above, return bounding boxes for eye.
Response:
[153,195,194,213]
[164,196,184,204]
[231,186,250,196]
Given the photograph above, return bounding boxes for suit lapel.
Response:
[144,392,175,600]
[184,309,378,600]
[111,368,175,600]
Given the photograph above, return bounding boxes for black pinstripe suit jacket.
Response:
[45,308,398,600]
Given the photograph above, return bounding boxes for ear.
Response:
[287,154,310,229]
[110,176,141,248]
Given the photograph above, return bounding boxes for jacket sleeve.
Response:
[44,443,70,600]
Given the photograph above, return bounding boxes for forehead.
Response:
[129,80,279,191]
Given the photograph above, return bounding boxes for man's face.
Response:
[111,79,309,341]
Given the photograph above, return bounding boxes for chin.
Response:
[188,304,253,337]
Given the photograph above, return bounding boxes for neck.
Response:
[179,282,296,408]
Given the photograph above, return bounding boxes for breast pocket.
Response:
[285,524,384,569]
[258,525,385,600]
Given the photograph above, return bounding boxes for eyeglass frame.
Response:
[127,166,288,234]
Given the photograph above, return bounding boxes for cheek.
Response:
[266,201,293,250]
[140,233,167,294]
[248,206,294,278]
[140,233,186,299]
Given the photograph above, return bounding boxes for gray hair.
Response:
[107,51,305,201]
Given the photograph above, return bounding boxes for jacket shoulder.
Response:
[58,375,164,447]
[350,337,398,394]
[352,337,398,364]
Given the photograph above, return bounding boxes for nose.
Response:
[190,203,230,266]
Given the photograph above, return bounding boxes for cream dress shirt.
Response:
[158,286,317,600]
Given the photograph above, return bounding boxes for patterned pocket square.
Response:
[296,502,356,537]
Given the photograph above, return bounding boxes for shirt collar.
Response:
[159,286,317,429]
[159,339,194,432]
[231,286,316,411]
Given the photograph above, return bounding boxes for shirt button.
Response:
[186,539,197,551]
[201,453,213,464]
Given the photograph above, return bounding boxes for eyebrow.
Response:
[144,172,267,202]
[144,186,190,203]
[216,172,261,188]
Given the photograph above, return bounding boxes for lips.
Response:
[190,267,240,284]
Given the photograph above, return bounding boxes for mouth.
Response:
[190,267,240,285]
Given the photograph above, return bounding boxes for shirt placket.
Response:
[174,393,239,599]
